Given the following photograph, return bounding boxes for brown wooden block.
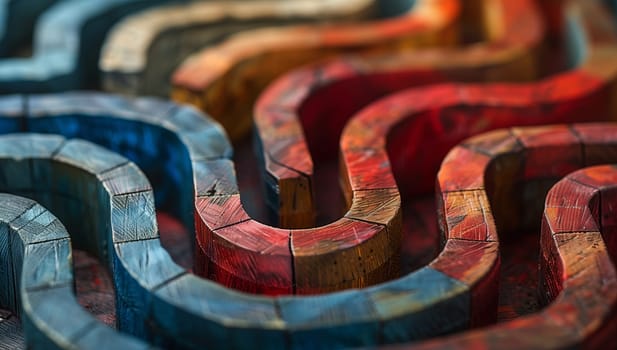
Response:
[291,218,396,294]
[438,190,498,242]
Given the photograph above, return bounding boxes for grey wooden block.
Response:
[53,139,128,176]
[111,192,158,243]
[277,289,380,349]
[0,134,64,192]
[0,191,149,349]
[193,159,239,197]
[99,162,152,197]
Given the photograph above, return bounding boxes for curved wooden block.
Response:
[0,94,447,347]
[255,0,547,228]
[101,0,376,97]
[0,0,171,93]
[0,0,58,57]
[386,125,617,349]
[338,0,617,201]
[194,157,401,294]
[0,93,535,348]
[172,0,464,140]
[0,139,149,349]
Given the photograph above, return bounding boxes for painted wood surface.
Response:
[171,0,463,140]
[384,132,617,349]
[0,93,432,348]
[101,0,376,97]
[255,0,548,228]
[0,139,150,349]
[1,0,617,349]
[0,0,173,93]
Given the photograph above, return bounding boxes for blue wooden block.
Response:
[24,93,232,230]
[0,95,22,132]
[112,239,184,336]
[278,290,381,349]
[0,0,174,93]
[150,274,287,349]
[368,266,470,342]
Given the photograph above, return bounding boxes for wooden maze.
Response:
[1,0,617,349]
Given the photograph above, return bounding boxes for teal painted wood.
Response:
[0,190,148,349]
[0,0,176,93]
[0,93,472,348]
[0,0,58,57]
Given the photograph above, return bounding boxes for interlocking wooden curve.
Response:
[2,0,617,349]
[0,136,150,349]
[255,0,548,228]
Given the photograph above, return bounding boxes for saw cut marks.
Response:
[0,136,152,349]
[255,0,548,228]
[101,0,376,97]
[172,0,464,140]
[0,0,172,93]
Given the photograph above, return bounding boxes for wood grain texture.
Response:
[192,152,401,294]
[0,0,172,93]
[172,0,462,141]
[0,94,418,347]
[254,0,546,227]
[0,187,147,349]
[101,0,376,96]
[391,157,617,350]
